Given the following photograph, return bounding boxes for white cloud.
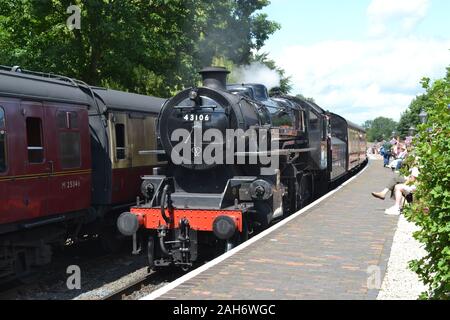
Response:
[367,0,430,37]
[273,37,450,124]
[265,0,450,125]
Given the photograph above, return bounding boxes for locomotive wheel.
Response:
[297,174,312,210]
[147,236,177,273]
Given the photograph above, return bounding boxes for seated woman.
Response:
[389,145,408,171]
[371,167,420,216]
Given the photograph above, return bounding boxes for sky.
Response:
[261,0,450,125]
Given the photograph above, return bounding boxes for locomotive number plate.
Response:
[183,114,211,122]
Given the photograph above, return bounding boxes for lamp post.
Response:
[392,131,398,142]
[419,110,428,124]
[408,126,416,136]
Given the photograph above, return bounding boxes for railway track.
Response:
[101,273,154,300]
[101,269,185,300]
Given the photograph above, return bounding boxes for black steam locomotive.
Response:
[118,67,367,270]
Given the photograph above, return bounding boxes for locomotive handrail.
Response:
[235,148,316,157]
[139,150,166,155]
[173,105,218,110]
[0,65,79,87]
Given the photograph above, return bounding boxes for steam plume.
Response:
[232,62,281,90]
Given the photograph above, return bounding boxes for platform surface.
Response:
[148,161,399,300]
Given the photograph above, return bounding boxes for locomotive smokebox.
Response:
[199,66,230,91]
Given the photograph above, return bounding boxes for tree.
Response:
[364,117,398,142]
[404,68,450,299]
[362,120,373,131]
[0,0,279,96]
[295,94,315,103]
[194,1,280,66]
[397,94,434,139]
[0,0,200,96]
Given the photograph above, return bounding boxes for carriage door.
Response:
[46,106,91,215]
[109,112,131,203]
[19,101,49,220]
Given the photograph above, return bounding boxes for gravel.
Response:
[377,215,428,300]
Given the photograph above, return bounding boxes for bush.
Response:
[404,70,450,299]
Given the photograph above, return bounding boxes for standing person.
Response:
[382,140,392,167]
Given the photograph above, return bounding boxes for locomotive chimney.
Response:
[199,66,230,91]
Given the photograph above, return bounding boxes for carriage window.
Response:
[309,111,319,131]
[272,109,293,128]
[26,117,44,163]
[59,132,81,169]
[0,107,6,172]
[294,110,305,132]
[70,113,79,129]
[115,124,126,160]
[57,111,79,129]
[0,107,5,129]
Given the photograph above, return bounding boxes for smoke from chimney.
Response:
[233,62,281,90]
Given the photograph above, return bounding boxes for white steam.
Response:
[233,62,281,90]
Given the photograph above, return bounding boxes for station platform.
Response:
[143,160,399,300]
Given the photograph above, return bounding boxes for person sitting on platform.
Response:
[371,167,420,216]
[389,145,408,171]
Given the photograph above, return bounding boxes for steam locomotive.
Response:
[117,67,367,270]
[0,66,166,282]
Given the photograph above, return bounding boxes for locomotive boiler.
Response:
[118,67,367,270]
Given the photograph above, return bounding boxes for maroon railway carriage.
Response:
[0,66,165,281]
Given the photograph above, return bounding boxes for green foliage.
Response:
[364,117,398,142]
[0,0,279,97]
[295,94,315,103]
[362,120,373,130]
[195,1,280,66]
[404,68,450,299]
[397,94,434,139]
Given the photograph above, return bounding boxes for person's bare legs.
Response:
[372,188,389,200]
[372,175,407,200]
[394,184,405,208]
[385,184,406,215]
